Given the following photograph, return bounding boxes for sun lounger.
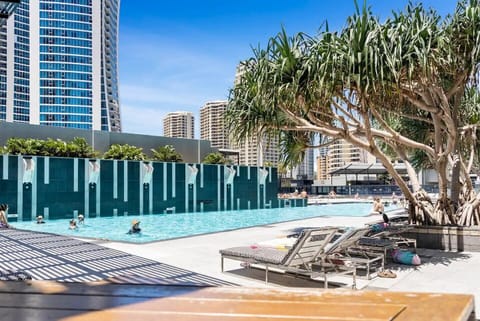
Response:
[368,223,417,252]
[220,227,357,288]
[253,227,385,280]
[346,225,416,270]
[324,227,385,280]
[353,237,396,263]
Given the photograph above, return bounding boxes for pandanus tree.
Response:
[226,0,480,226]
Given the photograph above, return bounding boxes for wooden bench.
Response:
[0,280,474,321]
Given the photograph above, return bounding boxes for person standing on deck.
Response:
[372,197,389,224]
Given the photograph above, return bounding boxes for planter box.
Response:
[404,226,480,252]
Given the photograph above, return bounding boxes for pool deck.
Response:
[93,212,480,315]
[1,206,479,319]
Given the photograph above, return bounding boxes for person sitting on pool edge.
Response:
[0,204,10,228]
[128,220,141,234]
[300,189,308,198]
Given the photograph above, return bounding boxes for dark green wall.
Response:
[0,155,290,221]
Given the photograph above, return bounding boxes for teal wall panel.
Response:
[0,156,18,214]
[126,161,140,216]
[0,155,301,222]
[195,164,218,212]
[34,158,87,220]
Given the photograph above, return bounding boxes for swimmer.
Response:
[69,219,78,230]
[127,219,141,234]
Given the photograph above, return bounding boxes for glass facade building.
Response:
[0,0,121,131]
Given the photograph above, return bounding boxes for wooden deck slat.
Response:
[0,294,406,320]
[0,308,395,321]
[0,281,474,321]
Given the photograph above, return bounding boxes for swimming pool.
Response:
[12,202,390,243]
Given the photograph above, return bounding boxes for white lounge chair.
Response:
[220,227,357,288]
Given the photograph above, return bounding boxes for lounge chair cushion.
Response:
[220,246,287,265]
[257,237,296,249]
[358,237,393,247]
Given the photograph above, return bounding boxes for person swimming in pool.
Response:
[78,214,84,225]
[127,220,141,234]
[69,219,78,230]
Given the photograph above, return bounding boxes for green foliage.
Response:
[151,145,183,162]
[5,138,41,155]
[103,144,146,161]
[68,137,97,158]
[3,137,97,158]
[226,0,480,224]
[227,0,480,167]
[202,152,231,165]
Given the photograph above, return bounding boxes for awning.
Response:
[329,162,408,176]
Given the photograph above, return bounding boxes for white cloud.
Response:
[120,84,202,107]
[120,103,166,136]
[118,30,245,137]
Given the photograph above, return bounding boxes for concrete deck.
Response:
[90,214,480,315]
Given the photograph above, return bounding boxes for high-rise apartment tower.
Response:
[0,1,19,25]
[291,148,315,179]
[200,100,228,149]
[0,0,121,131]
[163,111,194,139]
[316,139,376,180]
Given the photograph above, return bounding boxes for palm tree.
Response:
[151,145,183,162]
[104,144,146,161]
[203,152,232,165]
[69,137,97,158]
[42,138,68,157]
[4,138,41,156]
[226,0,480,226]
[3,137,98,158]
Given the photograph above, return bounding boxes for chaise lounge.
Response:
[220,227,358,288]
[325,227,386,279]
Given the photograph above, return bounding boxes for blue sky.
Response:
[118,0,457,137]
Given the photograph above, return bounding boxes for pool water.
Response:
[12,202,389,243]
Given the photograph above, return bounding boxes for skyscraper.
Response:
[163,111,194,139]
[0,0,121,132]
[200,100,228,149]
[0,1,19,25]
[316,139,376,181]
[291,148,314,179]
[229,134,279,167]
